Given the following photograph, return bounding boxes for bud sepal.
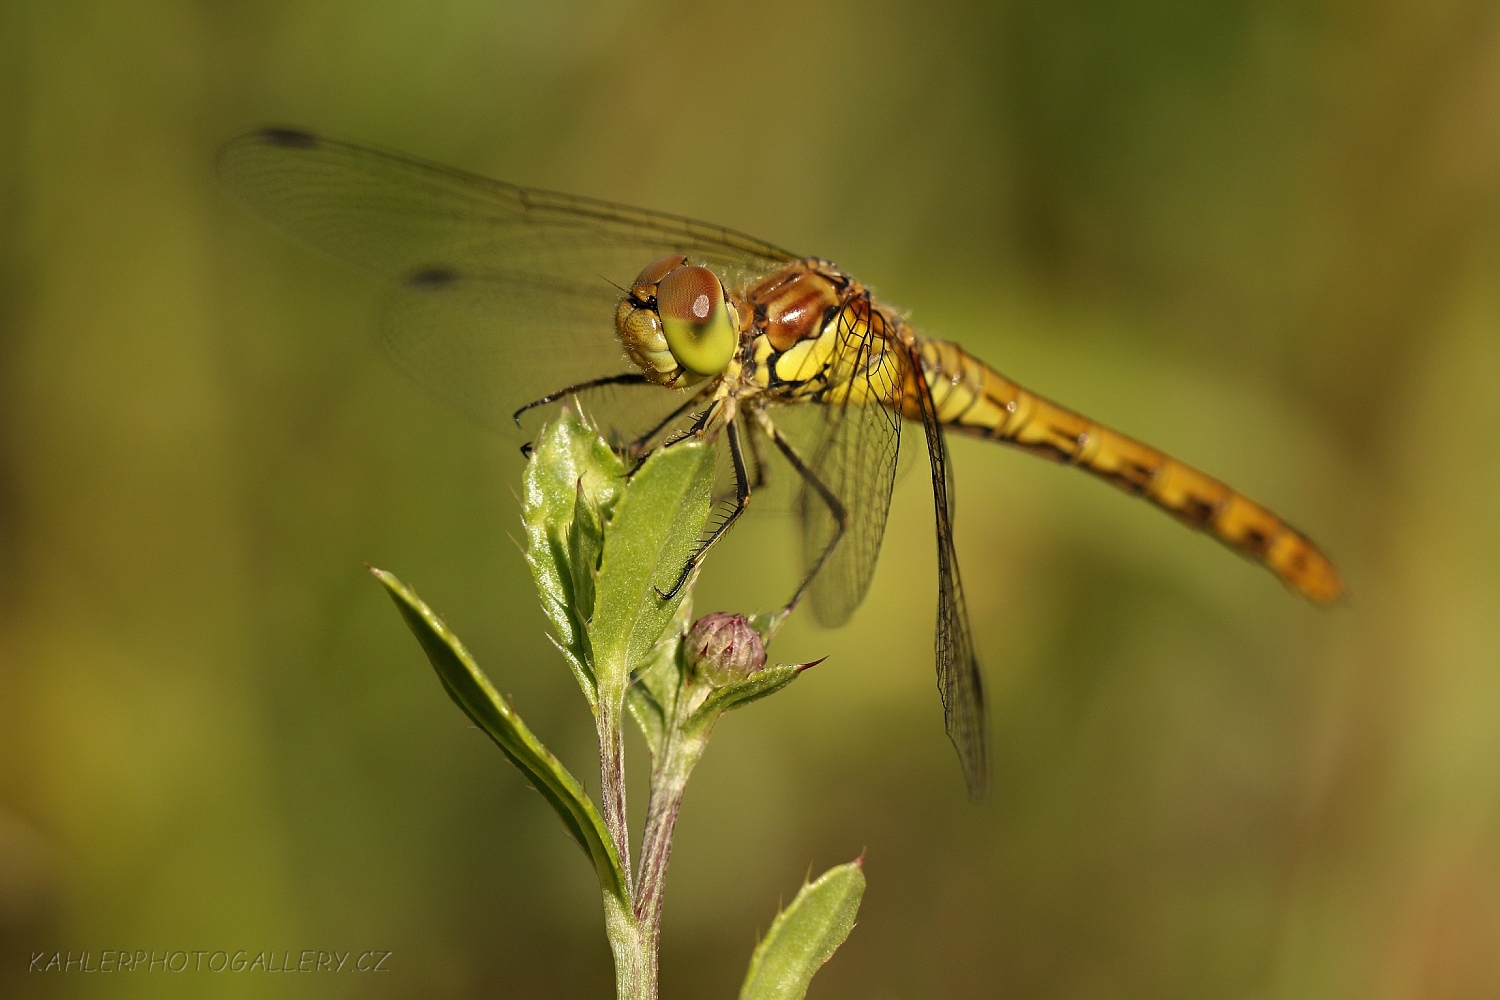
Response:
[684,659,823,736]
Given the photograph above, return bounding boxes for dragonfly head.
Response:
[617,254,739,385]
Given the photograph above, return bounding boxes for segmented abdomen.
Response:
[909,338,1343,604]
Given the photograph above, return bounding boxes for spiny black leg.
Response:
[638,400,718,468]
[511,372,650,426]
[623,383,715,462]
[744,412,770,491]
[656,416,752,600]
[754,410,847,630]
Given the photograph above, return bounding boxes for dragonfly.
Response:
[220,128,1344,797]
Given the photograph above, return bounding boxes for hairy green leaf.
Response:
[521,408,625,705]
[740,859,866,1000]
[371,566,629,909]
[685,663,808,734]
[567,479,603,626]
[588,439,713,698]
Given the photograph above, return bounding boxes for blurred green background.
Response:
[4,1,1500,997]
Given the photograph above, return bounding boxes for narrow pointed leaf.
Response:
[626,597,692,759]
[685,664,805,733]
[588,439,714,696]
[371,567,628,908]
[625,677,667,759]
[567,480,602,625]
[740,860,866,1000]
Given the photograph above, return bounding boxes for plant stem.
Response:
[598,683,655,999]
[603,892,653,1000]
[596,688,633,897]
[633,712,709,986]
[598,663,713,1000]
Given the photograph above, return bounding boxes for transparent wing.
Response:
[218,128,795,428]
[794,299,905,627]
[380,269,688,433]
[904,341,989,797]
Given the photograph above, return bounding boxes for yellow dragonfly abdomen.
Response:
[911,338,1345,604]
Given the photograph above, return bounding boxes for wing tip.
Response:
[216,127,322,189]
[962,760,991,800]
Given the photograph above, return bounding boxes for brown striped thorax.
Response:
[615,255,908,406]
[742,260,906,406]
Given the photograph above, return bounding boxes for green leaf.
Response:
[588,439,714,698]
[371,566,629,909]
[684,662,807,735]
[740,859,867,1000]
[522,409,626,705]
[567,479,603,625]
[625,596,693,760]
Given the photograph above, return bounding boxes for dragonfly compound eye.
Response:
[633,253,688,288]
[656,265,737,376]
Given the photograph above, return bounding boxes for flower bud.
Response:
[685,613,766,686]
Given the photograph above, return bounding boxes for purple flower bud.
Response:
[685,613,766,686]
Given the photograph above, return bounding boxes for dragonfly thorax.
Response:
[616,254,740,385]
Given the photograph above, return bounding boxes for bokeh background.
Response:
[4,1,1500,997]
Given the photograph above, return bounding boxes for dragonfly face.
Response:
[616,253,740,386]
[220,127,1343,798]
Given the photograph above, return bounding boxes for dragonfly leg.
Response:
[511,372,651,426]
[752,410,847,634]
[623,383,717,466]
[655,416,752,600]
[643,400,720,457]
[743,413,771,491]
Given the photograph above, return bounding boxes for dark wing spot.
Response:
[257,127,319,149]
[407,266,459,290]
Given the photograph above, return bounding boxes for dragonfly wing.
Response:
[796,306,905,628]
[905,341,990,797]
[218,129,795,426]
[219,129,795,287]
[380,269,671,432]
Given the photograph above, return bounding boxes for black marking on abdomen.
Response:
[1098,469,1147,496]
[1015,439,1074,463]
[1240,527,1271,557]
[1178,495,1219,528]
